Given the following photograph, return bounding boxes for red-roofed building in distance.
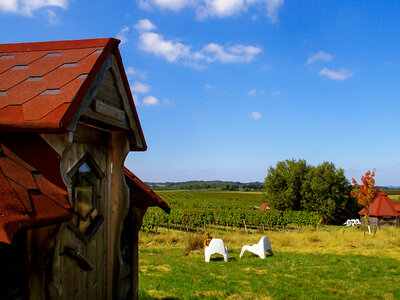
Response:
[358,192,399,227]
[259,202,270,210]
[392,201,400,214]
[0,38,169,300]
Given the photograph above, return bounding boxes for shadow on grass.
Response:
[139,291,180,300]
[207,256,239,262]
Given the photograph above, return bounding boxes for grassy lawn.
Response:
[138,227,400,299]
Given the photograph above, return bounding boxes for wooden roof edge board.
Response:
[112,48,147,151]
[107,56,146,150]
[64,54,113,132]
[0,122,65,132]
[0,38,112,53]
[61,39,117,131]
[123,167,170,213]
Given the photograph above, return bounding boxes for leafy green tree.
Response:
[264,159,308,211]
[300,162,354,223]
[264,159,358,224]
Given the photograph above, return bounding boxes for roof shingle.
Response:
[0,143,72,244]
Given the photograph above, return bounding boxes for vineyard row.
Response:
[142,208,323,231]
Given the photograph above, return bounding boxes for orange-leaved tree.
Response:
[351,169,380,226]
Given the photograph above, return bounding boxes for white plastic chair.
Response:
[343,219,354,226]
[204,238,228,262]
[344,219,361,226]
[240,236,273,259]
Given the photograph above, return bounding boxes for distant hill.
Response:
[146,180,264,191]
[380,187,400,195]
[380,186,400,189]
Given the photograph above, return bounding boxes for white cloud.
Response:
[200,43,262,63]
[133,94,140,106]
[139,32,191,63]
[250,111,262,120]
[137,0,284,22]
[248,89,256,95]
[202,0,245,18]
[319,68,353,81]
[137,22,262,67]
[143,95,159,106]
[46,9,58,24]
[306,51,333,65]
[126,67,136,76]
[140,0,192,11]
[0,0,68,15]
[270,90,281,96]
[126,66,146,80]
[264,0,284,23]
[134,19,157,32]
[0,0,17,11]
[131,81,150,94]
[204,83,213,90]
[116,26,130,44]
[163,98,174,106]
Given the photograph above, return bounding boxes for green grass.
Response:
[138,228,400,299]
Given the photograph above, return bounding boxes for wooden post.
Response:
[132,207,146,300]
[243,220,248,234]
[132,212,139,300]
[110,131,130,300]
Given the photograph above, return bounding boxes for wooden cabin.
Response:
[358,192,399,227]
[0,38,170,300]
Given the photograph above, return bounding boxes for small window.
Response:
[68,154,104,243]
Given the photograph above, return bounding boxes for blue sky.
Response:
[1,1,400,185]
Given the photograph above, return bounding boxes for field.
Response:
[139,227,400,299]
[139,191,400,299]
[143,191,321,231]
[388,195,400,201]
[156,190,265,209]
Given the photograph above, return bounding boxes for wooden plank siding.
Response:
[47,129,111,300]
[109,131,131,300]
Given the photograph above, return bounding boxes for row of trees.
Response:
[147,180,264,191]
[264,159,360,224]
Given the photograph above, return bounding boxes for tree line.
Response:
[147,180,264,191]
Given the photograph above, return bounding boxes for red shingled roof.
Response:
[259,202,270,210]
[358,192,400,217]
[124,167,170,214]
[0,38,146,151]
[0,143,72,244]
[392,201,400,213]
